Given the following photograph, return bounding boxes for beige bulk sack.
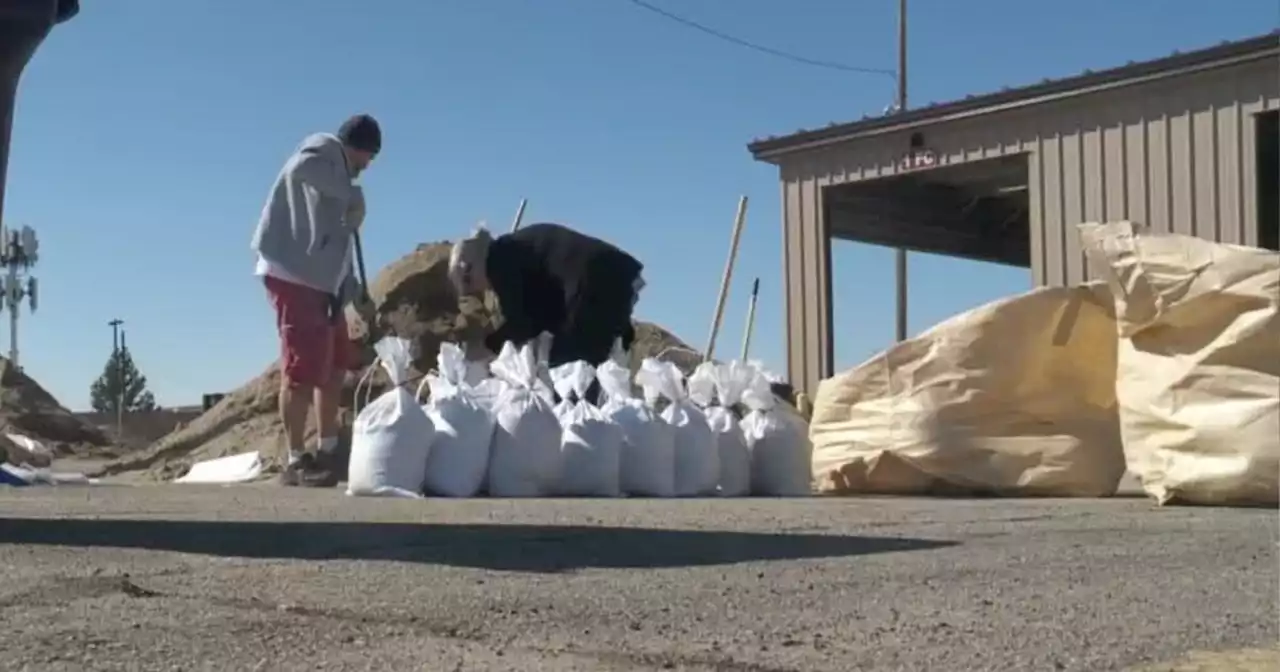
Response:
[811,284,1125,497]
[1080,221,1280,507]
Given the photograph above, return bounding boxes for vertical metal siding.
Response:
[1040,132,1067,286]
[781,161,833,394]
[781,167,804,388]
[778,56,1279,398]
[1026,60,1278,286]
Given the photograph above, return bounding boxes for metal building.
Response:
[748,32,1280,398]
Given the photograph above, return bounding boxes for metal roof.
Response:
[748,31,1279,160]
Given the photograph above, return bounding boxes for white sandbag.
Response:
[418,342,496,498]
[741,366,812,496]
[347,337,436,498]
[551,360,595,424]
[469,378,505,413]
[550,360,624,497]
[485,333,558,406]
[551,367,577,422]
[487,341,562,497]
[688,361,752,497]
[608,337,630,367]
[598,359,676,497]
[637,359,718,497]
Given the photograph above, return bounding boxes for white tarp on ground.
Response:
[1080,221,1280,506]
[810,282,1126,497]
[174,451,264,484]
[4,433,53,467]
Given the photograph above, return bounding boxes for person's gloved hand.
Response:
[345,184,366,230]
[327,293,344,325]
[350,291,381,341]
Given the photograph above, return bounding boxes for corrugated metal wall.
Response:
[776,54,1279,398]
[1030,57,1278,285]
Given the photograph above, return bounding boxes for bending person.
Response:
[448,222,645,397]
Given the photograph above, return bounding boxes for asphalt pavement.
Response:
[0,486,1276,671]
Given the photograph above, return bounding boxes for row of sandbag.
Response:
[345,337,812,498]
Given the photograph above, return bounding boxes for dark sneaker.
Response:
[277,452,339,488]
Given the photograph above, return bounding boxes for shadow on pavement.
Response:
[0,518,956,572]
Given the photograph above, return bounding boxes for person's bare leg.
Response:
[267,277,338,487]
[280,379,312,463]
[314,371,342,453]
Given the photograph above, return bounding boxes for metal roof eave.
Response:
[747,32,1279,163]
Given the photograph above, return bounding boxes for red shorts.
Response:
[264,275,355,388]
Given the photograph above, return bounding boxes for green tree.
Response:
[89,346,157,414]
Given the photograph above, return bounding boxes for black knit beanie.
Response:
[338,114,381,155]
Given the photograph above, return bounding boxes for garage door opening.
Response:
[1257,110,1278,251]
[823,153,1033,368]
[825,152,1032,268]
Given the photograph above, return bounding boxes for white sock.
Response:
[287,450,302,466]
[317,436,339,454]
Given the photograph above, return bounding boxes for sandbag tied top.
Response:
[637,358,718,497]
[550,360,625,497]
[741,364,812,497]
[419,342,495,498]
[550,360,596,422]
[487,340,562,497]
[598,359,675,497]
[347,336,436,498]
[688,361,753,497]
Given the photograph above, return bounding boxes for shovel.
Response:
[350,230,383,344]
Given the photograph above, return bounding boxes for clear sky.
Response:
[5,0,1275,411]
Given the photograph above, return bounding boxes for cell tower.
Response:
[0,223,40,369]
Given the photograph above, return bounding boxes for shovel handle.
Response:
[352,231,370,293]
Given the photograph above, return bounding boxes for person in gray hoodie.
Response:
[250,114,380,487]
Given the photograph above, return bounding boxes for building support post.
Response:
[893,0,910,343]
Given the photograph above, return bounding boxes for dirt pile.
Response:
[94,363,366,481]
[0,357,112,464]
[98,242,698,481]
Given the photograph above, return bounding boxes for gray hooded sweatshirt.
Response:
[250,133,360,299]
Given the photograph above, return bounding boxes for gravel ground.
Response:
[0,486,1275,671]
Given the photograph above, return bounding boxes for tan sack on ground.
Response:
[1079,221,1280,507]
[811,284,1125,497]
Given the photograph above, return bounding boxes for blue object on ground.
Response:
[0,464,32,486]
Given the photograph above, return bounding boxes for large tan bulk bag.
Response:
[811,284,1125,497]
[1079,221,1280,506]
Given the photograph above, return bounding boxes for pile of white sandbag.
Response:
[346,335,813,499]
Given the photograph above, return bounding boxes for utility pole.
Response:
[108,318,123,438]
[894,0,910,343]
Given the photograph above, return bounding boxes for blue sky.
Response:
[6,0,1275,411]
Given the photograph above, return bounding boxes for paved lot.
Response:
[0,486,1275,671]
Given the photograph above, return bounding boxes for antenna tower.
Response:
[0,223,40,368]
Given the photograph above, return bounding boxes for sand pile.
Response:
[0,357,112,464]
[93,362,372,481]
[97,242,699,481]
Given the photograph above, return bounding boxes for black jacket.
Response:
[484,222,643,366]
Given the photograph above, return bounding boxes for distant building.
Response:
[749,32,1279,397]
[201,394,226,412]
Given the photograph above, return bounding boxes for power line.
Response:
[623,0,896,78]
